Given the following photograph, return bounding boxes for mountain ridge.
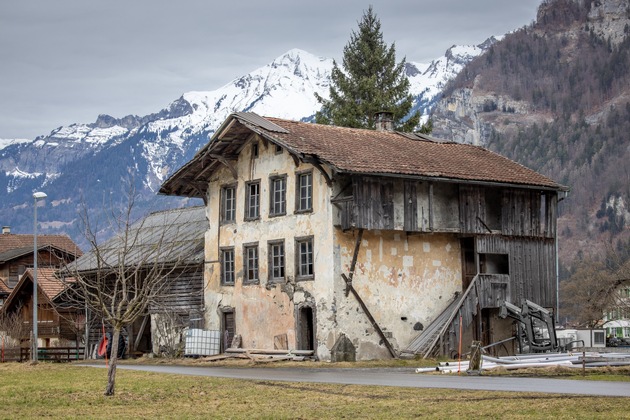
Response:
[0,42,493,248]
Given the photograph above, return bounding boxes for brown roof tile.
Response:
[160,113,567,198]
[24,267,73,301]
[0,234,82,256]
[263,117,563,189]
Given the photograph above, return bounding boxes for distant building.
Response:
[0,228,81,288]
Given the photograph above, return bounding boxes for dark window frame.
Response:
[275,144,283,154]
[295,236,314,281]
[295,170,313,214]
[220,183,237,224]
[268,239,286,282]
[220,247,235,286]
[269,174,287,217]
[252,142,259,158]
[244,180,261,221]
[243,242,259,284]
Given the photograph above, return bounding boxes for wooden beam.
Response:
[342,274,398,359]
[339,228,397,359]
[345,229,364,297]
[303,156,333,187]
[134,315,149,352]
[209,154,238,180]
[428,182,434,231]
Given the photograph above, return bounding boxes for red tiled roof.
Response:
[0,234,82,255]
[23,268,74,301]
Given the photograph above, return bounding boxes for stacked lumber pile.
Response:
[201,348,315,363]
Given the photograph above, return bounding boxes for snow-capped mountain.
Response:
[0,42,492,247]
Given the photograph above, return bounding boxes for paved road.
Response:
[82,364,630,397]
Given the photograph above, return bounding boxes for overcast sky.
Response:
[0,0,542,139]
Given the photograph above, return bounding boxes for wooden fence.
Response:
[1,347,85,363]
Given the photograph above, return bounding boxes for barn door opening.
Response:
[297,306,315,351]
[221,310,235,352]
[461,237,476,290]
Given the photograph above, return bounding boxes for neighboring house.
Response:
[159,112,567,360]
[0,279,9,309]
[603,279,630,342]
[70,206,206,356]
[2,267,82,347]
[0,227,82,289]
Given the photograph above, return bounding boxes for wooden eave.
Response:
[337,170,569,193]
[159,113,568,198]
[159,113,333,198]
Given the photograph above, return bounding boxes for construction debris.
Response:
[199,348,315,363]
[416,352,630,374]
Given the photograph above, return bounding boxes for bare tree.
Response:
[65,187,205,396]
[0,305,30,349]
[560,246,630,327]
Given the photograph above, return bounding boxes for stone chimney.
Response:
[2,226,10,234]
[374,111,394,132]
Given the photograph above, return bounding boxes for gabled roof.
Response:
[70,206,206,273]
[0,244,78,264]
[0,233,82,256]
[159,112,567,198]
[3,267,75,311]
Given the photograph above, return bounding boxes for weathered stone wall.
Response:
[203,139,335,353]
[330,230,462,360]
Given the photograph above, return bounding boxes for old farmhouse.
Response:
[159,112,567,360]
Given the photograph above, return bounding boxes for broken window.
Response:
[479,253,510,275]
[268,240,285,282]
[220,248,235,285]
[269,175,287,217]
[221,184,236,223]
[296,170,313,213]
[243,243,259,284]
[296,236,314,280]
[245,180,260,220]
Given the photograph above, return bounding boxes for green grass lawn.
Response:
[1,362,628,419]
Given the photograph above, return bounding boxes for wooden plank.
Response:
[274,334,288,350]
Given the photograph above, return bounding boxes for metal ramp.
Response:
[400,292,461,358]
[401,274,480,359]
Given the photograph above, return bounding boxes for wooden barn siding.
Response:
[478,274,510,308]
[352,177,395,230]
[345,177,557,243]
[476,236,556,308]
[150,268,204,314]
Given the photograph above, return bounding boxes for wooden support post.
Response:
[340,228,397,359]
[134,315,149,352]
[342,274,398,359]
[345,229,364,297]
[428,182,434,231]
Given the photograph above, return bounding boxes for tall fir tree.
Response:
[315,6,426,132]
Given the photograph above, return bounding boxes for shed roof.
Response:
[71,206,206,273]
[160,112,567,198]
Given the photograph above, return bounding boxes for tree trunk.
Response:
[104,327,121,396]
